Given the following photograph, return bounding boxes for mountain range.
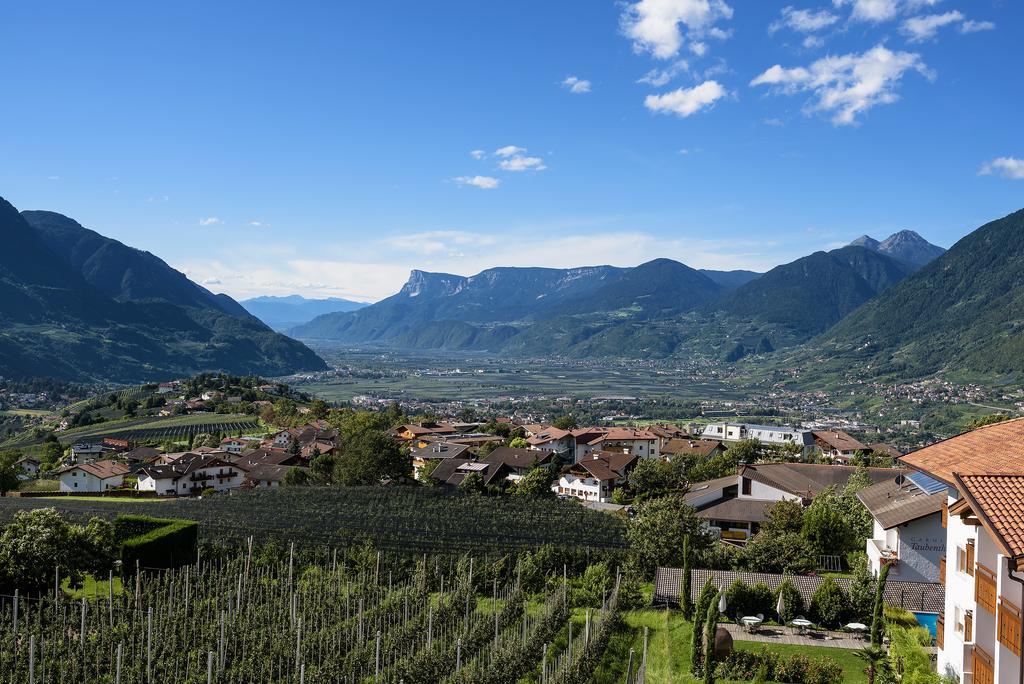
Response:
[848,229,947,267]
[290,228,949,361]
[0,198,327,382]
[241,295,367,331]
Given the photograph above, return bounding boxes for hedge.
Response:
[115,515,198,572]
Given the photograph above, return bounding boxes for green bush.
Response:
[775,579,806,623]
[116,515,198,572]
[724,580,775,621]
[715,648,844,684]
[810,578,849,628]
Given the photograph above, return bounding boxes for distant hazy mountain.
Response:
[0,198,326,382]
[289,260,724,345]
[241,295,366,331]
[848,230,945,267]
[717,246,915,339]
[699,269,762,290]
[823,208,1024,378]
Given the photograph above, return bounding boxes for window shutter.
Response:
[966,540,975,576]
[936,614,944,650]
[939,556,946,586]
[941,499,948,528]
[965,611,973,643]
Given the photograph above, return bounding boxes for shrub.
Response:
[116,515,198,572]
[724,580,774,621]
[775,579,806,623]
[715,648,844,684]
[743,531,817,574]
[810,578,848,628]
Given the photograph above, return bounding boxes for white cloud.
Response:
[561,76,592,94]
[979,157,1024,180]
[834,0,948,22]
[249,221,270,228]
[198,217,223,226]
[763,117,785,126]
[498,155,548,172]
[383,230,500,256]
[470,149,486,160]
[452,175,501,189]
[621,0,734,60]
[834,0,900,22]
[770,6,840,34]
[751,44,931,125]
[644,80,727,118]
[494,145,526,158]
[901,10,963,41]
[637,60,691,87]
[960,19,995,34]
[803,35,825,49]
[47,175,61,180]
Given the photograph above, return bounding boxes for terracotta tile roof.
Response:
[857,475,946,529]
[587,428,657,444]
[953,473,1024,559]
[527,427,572,445]
[571,451,638,481]
[899,417,1024,485]
[812,430,867,453]
[59,459,130,480]
[653,568,944,613]
[868,443,903,459]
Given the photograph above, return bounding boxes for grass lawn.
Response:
[18,479,60,492]
[590,609,868,684]
[61,574,124,601]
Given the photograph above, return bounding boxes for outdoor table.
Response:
[740,616,763,633]
[790,618,813,635]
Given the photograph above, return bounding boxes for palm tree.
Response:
[855,645,888,684]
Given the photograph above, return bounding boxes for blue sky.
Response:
[2,0,1020,302]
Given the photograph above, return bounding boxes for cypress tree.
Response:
[690,579,716,674]
[681,536,693,620]
[703,590,720,683]
[870,563,891,646]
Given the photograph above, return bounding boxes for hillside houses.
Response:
[700,422,815,450]
[553,452,638,503]
[58,459,130,493]
[137,453,246,496]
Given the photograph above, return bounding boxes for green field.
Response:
[592,610,868,684]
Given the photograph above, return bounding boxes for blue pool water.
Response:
[914,612,938,639]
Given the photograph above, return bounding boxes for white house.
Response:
[137,453,246,496]
[700,423,815,450]
[58,459,130,493]
[16,456,40,479]
[219,437,261,455]
[553,452,637,503]
[526,427,574,455]
[857,471,946,583]
[70,443,107,463]
[898,417,1024,684]
[575,429,660,463]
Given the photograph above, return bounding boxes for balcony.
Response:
[868,538,899,567]
[189,473,213,482]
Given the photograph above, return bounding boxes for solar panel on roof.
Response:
[907,471,947,495]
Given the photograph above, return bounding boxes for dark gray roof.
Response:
[683,475,738,504]
[653,567,944,613]
[741,463,899,499]
[411,441,472,460]
[857,476,946,529]
[693,497,772,523]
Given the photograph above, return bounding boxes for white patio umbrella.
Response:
[776,591,785,620]
[718,592,727,614]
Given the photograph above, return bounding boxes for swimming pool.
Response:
[914,612,939,640]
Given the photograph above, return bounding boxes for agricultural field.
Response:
[0,487,628,555]
[53,414,262,444]
[298,348,747,403]
[0,546,627,683]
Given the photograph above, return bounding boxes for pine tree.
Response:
[681,535,693,619]
[703,590,720,683]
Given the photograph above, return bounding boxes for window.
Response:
[999,598,1022,656]
[973,645,994,684]
[741,478,751,496]
[976,564,997,614]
